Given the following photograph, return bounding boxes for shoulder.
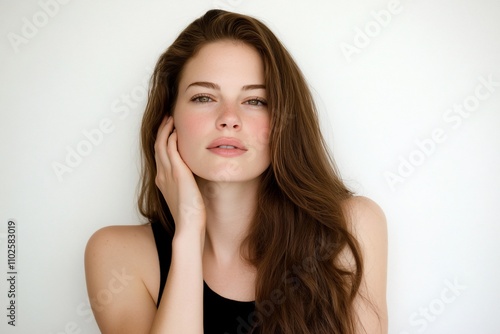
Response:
[85,223,160,294]
[85,224,157,270]
[339,195,388,274]
[84,224,160,333]
[85,224,155,254]
[341,195,387,245]
[341,196,388,333]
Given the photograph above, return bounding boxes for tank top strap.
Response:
[150,222,172,307]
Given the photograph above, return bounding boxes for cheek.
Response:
[256,126,270,148]
[175,132,189,161]
[174,110,207,133]
[246,118,271,169]
[251,116,271,149]
[173,114,205,158]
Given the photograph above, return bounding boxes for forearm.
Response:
[150,227,205,334]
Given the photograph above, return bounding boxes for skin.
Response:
[84,41,388,334]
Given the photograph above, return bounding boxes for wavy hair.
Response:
[138,9,363,334]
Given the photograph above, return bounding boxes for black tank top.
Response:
[151,222,256,334]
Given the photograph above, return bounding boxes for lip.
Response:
[207,137,247,157]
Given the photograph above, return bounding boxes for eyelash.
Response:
[246,98,268,106]
[190,94,268,106]
[191,94,214,103]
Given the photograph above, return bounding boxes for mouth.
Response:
[207,137,248,157]
[216,145,237,149]
[207,138,248,151]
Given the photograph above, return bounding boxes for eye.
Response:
[245,98,268,107]
[191,94,214,103]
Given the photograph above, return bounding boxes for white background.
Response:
[1,0,499,333]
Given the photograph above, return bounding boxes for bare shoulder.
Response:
[341,196,387,244]
[85,224,155,257]
[84,223,160,298]
[341,196,388,333]
[84,224,160,333]
[339,195,388,274]
[85,224,157,273]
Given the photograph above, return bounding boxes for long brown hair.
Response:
[138,9,364,333]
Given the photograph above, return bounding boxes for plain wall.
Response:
[1,0,499,333]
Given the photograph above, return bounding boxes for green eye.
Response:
[191,95,213,103]
[246,99,267,106]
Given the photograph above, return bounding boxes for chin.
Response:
[193,165,266,184]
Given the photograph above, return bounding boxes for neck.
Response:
[196,177,259,263]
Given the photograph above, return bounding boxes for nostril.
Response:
[217,118,240,130]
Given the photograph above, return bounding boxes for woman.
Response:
[85,9,388,334]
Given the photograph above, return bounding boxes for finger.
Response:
[155,116,174,169]
[159,115,173,134]
[166,130,196,183]
[166,130,185,169]
[155,116,173,151]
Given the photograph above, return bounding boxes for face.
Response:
[173,40,271,184]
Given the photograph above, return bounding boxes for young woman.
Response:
[85,9,388,334]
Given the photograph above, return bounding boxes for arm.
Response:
[150,229,204,333]
[84,225,205,334]
[148,117,206,333]
[85,225,158,334]
[342,196,389,334]
[85,116,206,333]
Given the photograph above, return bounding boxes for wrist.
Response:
[172,225,205,250]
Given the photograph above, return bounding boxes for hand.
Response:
[154,116,206,233]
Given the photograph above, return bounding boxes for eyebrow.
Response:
[185,81,266,92]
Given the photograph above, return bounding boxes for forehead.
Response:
[178,40,265,89]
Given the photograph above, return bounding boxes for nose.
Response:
[216,102,241,130]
